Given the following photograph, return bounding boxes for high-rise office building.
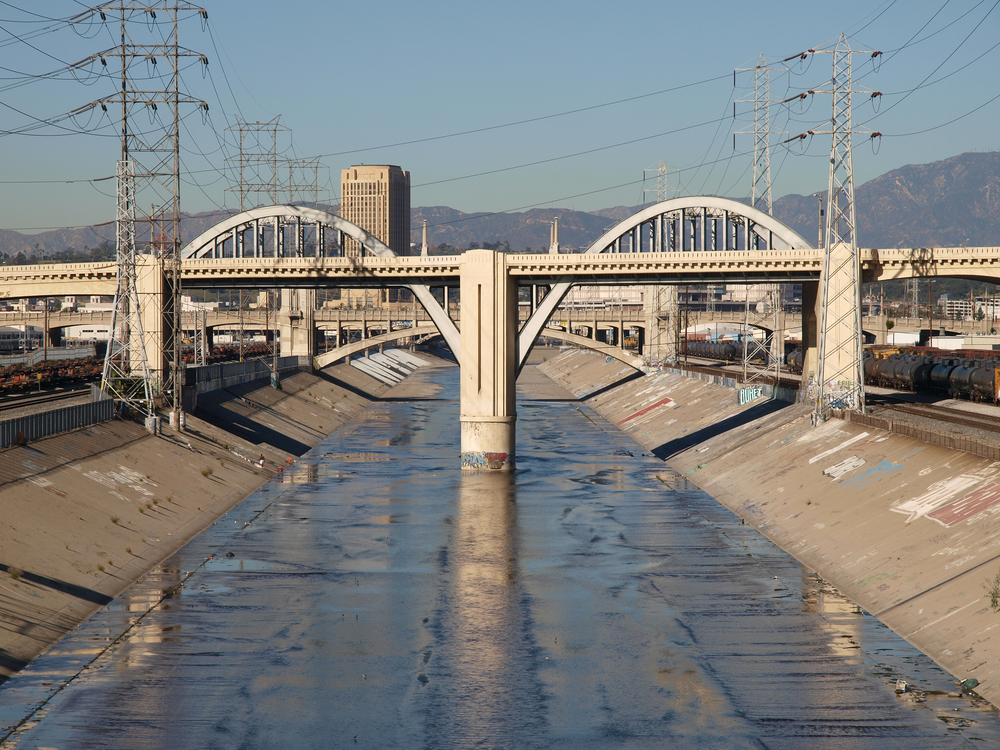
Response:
[340,165,410,257]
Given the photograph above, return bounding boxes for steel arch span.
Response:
[516,196,813,371]
[180,205,460,355]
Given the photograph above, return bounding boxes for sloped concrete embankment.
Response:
[0,353,439,683]
[540,348,1000,707]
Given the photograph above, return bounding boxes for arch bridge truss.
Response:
[182,205,461,355]
[517,196,811,372]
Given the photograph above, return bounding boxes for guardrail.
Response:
[0,398,116,450]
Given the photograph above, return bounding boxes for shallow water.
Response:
[1,364,998,749]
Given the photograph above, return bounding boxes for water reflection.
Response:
[422,471,546,748]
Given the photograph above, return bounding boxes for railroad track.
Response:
[881,401,1000,435]
[0,385,94,413]
[673,358,802,390]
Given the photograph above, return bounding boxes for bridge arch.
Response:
[517,196,812,371]
[181,205,396,260]
[312,323,641,370]
[313,323,441,367]
[180,205,460,354]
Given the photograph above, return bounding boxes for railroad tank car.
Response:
[862,347,1000,402]
[968,365,1000,400]
[682,340,738,361]
[928,361,958,391]
[785,348,803,374]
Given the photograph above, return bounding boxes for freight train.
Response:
[681,339,770,365]
[785,346,1000,402]
[0,356,103,393]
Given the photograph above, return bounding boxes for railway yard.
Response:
[677,346,1000,454]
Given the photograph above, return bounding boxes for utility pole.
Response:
[816,193,824,248]
[72,1,208,428]
[786,35,882,419]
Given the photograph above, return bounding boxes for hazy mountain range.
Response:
[2,151,999,260]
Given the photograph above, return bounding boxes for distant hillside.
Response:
[4,152,1000,260]
[774,151,1000,248]
[412,206,619,253]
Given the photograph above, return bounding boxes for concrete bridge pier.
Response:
[800,280,820,392]
[137,254,170,390]
[460,250,516,471]
[279,288,316,359]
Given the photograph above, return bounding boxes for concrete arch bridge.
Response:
[2,198,997,468]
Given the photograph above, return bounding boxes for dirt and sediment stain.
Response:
[0,359,402,683]
[540,348,1000,709]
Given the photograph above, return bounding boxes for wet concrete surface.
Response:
[1,362,999,748]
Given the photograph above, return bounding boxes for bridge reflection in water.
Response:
[0,363,997,748]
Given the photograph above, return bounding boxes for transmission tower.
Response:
[101,159,154,414]
[72,1,208,425]
[226,116,286,210]
[906,278,920,319]
[224,116,288,363]
[287,157,321,205]
[737,54,785,217]
[789,35,882,418]
[642,161,679,364]
[736,55,784,388]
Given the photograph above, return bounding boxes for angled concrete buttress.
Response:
[460,250,517,470]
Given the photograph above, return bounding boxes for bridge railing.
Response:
[0,398,116,450]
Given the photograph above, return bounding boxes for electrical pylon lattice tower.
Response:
[737,54,781,216]
[643,161,679,364]
[73,1,209,424]
[809,35,882,418]
[101,160,154,414]
[737,55,784,387]
[287,157,321,206]
[226,116,286,210]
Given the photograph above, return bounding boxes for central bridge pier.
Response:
[459,250,517,470]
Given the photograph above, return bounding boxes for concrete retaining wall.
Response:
[540,348,1000,708]
[180,356,311,412]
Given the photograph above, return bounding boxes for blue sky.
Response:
[1,0,999,234]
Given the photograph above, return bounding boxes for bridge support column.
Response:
[460,249,516,471]
[644,284,677,363]
[137,254,169,392]
[801,280,820,395]
[279,288,316,359]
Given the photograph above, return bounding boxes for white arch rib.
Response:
[516,196,812,372]
[180,205,460,355]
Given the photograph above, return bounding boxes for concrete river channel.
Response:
[2,360,1000,748]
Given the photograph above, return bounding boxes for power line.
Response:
[863,0,1000,125]
[412,117,727,191]
[316,74,731,160]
